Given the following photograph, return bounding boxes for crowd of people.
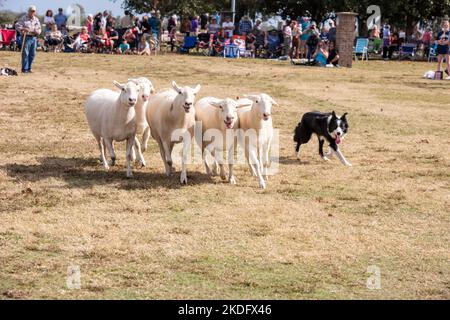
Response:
[6,5,450,74]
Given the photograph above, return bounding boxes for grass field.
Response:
[0,51,449,299]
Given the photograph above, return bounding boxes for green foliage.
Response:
[0,10,23,25]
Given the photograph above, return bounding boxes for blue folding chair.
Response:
[428,44,438,62]
[353,38,369,61]
[399,43,416,60]
[179,36,197,54]
[223,44,240,58]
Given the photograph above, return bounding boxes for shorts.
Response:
[437,45,449,55]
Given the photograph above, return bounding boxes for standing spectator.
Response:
[370,25,380,39]
[94,13,102,33]
[222,16,235,38]
[168,15,177,33]
[44,10,55,32]
[327,20,337,43]
[282,20,292,56]
[291,20,301,59]
[120,10,132,29]
[239,15,253,36]
[436,19,450,75]
[319,25,329,42]
[15,5,41,73]
[54,8,67,30]
[141,15,151,39]
[305,22,319,60]
[149,11,161,48]
[421,27,433,58]
[101,11,109,30]
[190,16,199,36]
[200,13,209,31]
[382,22,391,60]
[207,17,220,36]
[181,17,191,36]
[86,14,94,36]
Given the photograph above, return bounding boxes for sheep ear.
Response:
[269,97,279,106]
[209,100,222,108]
[172,81,182,94]
[193,84,201,94]
[236,100,252,108]
[150,86,156,94]
[113,81,124,90]
[244,94,259,101]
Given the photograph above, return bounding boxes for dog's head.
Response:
[328,111,349,145]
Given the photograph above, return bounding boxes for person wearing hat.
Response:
[54,8,67,30]
[15,5,41,73]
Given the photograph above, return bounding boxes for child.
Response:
[118,39,131,54]
[436,19,450,76]
[138,36,150,55]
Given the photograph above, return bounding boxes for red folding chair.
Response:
[0,29,17,50]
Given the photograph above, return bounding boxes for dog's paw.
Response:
[345,162,353,167]
[322,156,330,162]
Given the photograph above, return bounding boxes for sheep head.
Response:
[172,81,201,114]
[128,78,155,102]
[209,98,252,129]
[244,93,278,121]
[114,80,140,108]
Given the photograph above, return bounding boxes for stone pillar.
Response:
[336,12,357,68]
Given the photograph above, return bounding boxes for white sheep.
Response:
[195,97,252,184]
[128,77,156,167]
[146,81,201,184]
[85,80,141,178]
[237,93,278,189]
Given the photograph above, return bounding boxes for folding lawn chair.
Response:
[179,36,197,54]
[223,44,240,58]
[399,43,416,60]
[197,33,213,56]
[231,35,253,58]
[428,44,438,62]
[353,38,369,61]
[0,29,17,51]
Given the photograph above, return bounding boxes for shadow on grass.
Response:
[3,157,213,190]
[278,156,310,165]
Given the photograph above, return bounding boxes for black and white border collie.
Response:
[0,68,18,76]
[294,111,352,166]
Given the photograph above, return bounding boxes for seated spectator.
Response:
[95,28,113,53]
[118,39,131,54]
[138,36,150,55]
[267,29,282,58]
[370,25,380,39]
[123,28,137,51]
[45,24,63,52]
[326,41,339,66]
[72,26,91,52]
[107,26,119,49]
[313,40,328,66]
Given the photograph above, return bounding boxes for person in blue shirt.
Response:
[436,19,450,75]
[54,8,67,30]
[149,11,161,48]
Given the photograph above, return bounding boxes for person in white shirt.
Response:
[44,10,55,32]
[222,16,235,38]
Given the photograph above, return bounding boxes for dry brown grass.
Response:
[0,51,449,299]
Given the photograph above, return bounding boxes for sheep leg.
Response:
[228,146,236,185]
[249,148,266,189]
[245,146,257,177]
[104,138,116,167]
[180,139,190,185]
[156,139,170,176]
[142,127,151,152]
[262,140,271,180]
[125,136,135,178]
[203,145,213,175]
[96,136,109,170]
[210,150,219,176]
[134,136,146,168]
[162,141,173,176]
[214,149,227,181]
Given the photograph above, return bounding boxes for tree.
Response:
[112,0,226,17]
